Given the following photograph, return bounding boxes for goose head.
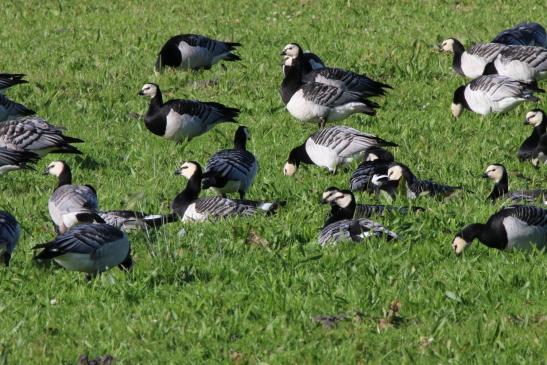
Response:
[387,164,405,182]
[138,83,159,98]
[280,43,302,66]
[524,109,545,127]
[174,161,201,180]
[451,85,466,118]
[439,38,464,53]
[482,164,505,183]
[452,235,470,256]
[43,160,67,177]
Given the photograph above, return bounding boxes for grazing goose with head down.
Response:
[284,125,397,176]
[138,83,239,143]
[0,73,27,94]
[452,205,547,255]
[349,147,399,198]
[483,164,547,202]
[318,189,398,246]
[0,94,34,122]
[492,22,547,47]
[440,38,506,78]
[0,116,83,157]
[155,34,241,71]
[0,147,39,174]
[281,43,391,98]
[44,160,103,234]
[387,163,462,199]
[202,126,258,199]
[518,109,546,162]
[482,45,547,83]
[172,161,279,222]
[0,211,19,266]
[451,75,542,118]
[33,223,132,275]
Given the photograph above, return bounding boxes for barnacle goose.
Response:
[492,22,547,47]
[0,116,83,156]
[280,57,378,127]
[451,75,543,118]
[452,205,547,255]
[531,133,547,167]
[318,189,398,246]
[440,39,505,78]
[97,211,177,232]
[0,147,39,174]
[172,161,279,222]
[518,109,546,162]
[483,164,547,202]
[0,94,34,122]
[483,45,547,83]
[33,223,132,274]
[202,126,258,199]
[44,161,103,234]
[138,83,239,143]
[0,73,27,94]
[155,34,241,71]
[0,211,19,266]
[349,147,399,198]
[283,126,397,176]
[281,43,391,98]
[387,163,462,199]
[321,187,423,221]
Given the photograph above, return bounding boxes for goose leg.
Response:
[319,117,326,128]
[3,252,10,266]
[239,191,245,200]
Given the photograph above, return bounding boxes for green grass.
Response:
[1,0,546,363]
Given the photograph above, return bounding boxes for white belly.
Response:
[181,203,207,222]
[461,52,487,78]
[496,58,537,83]
[286,90,327,122]
[305,139,340,171]
[504,217,547,250]
[177,43,210,69]
[327,102,366,121]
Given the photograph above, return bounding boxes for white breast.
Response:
[177,42,210,69]
[461,52,488,78]
[464,87,493,115]
[286,90,326,122]
[181,203,207,223]
[305,138,340,171]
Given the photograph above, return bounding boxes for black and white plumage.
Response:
[387,163,462,199]
[202,126,258,199]
[0,73,27,94]
[0,147,39,174]
[318,189,397,246]
[0,211,19,266]
[451,75,542,118]
[492,22,547,47]
[483,45,547,83]
[281,43,391,98]
[138,83,239,143]
[0,94,34,122]
[452,205,547,255]
[280,56,378,127]
[284,126,397,176]
[97,210,177,232]
[33,223,132,274]
[518,109,546,162]
[44,161,103,234]
[440,39,505,78]
[172,161,280,222]
[0,116,83,157]
[483,164,547,203]
[349,147,398,198]
[531,133,547,168]
[155,34,241,71]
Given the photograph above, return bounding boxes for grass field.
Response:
[1,0,546,363]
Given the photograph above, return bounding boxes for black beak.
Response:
[174,168,182,176]
[481,173,489,178]
[524,118,530,125]
[280,51,286,56]
[138,90,144,96]
[42,167,50,175]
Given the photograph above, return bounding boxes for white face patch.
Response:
[387,165,403,181]
[452,236,469,255]
[178,162,197,179]
[441,39,455,52]
[47,161,65,177]
[526,111,543,127]
[366,153,379,162]
[484,164,503,183]
[140,83,158,98]
[282,44,300,59]
[322,190,343,203]
[336,193,352,208]
[451,103,463,118]
[283,162,297,176]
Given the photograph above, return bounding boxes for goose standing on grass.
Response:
[451,75,542,118]
[33,223,132,275]
[387,163,462,199]
[0,116,83,157]
[283,126,397,176]
[0,94,34,122]
[483,164,547,202]
[349,147,399,198]
[0,73,27,94]
[44,161,103,234]
[492,22,547,47]
[0,147,39,174]
[0,211,19,266]
[281,43,392,98]
[531,134,547,167]
[172,161,280,222]
[518,109,546,162]
[482,45,547,83]
[138,83,239,143]
[280,57,378,127]
[97,210,178,232]
[440,39,506,78]
[202,126,258,199]
[452,205,547,255]
[318,189,398,246]
[155,34,241,71]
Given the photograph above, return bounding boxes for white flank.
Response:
[503,217,547,250]
[286,90,328,122]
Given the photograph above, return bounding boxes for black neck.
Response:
[172,169,202,213]
[234,129,247,150]
[533,122,546,137]
[56,166,72,189]
[280,60,304,104]
[451,40,465,76]
[460,222,506,250]
[488,173,509,201]
[150,89,164,109]
[289,144,313,166]
[453,86,470,111]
